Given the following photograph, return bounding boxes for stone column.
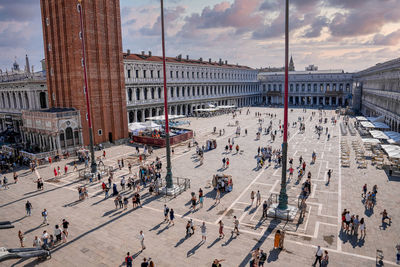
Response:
[141,109,145,122]
[57,135,61,153]
[72,131,76,147]
[336,97,339,106]
[329,97,332,106]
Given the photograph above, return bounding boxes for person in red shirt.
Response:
[64,165,68,174]
[54,168,57,177]
[125,252,133,267]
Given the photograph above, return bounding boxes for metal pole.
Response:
[78,1,96,174]
[278,0,289,210]
[160,0,173,188]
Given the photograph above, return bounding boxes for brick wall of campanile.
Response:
[40,0,128,145]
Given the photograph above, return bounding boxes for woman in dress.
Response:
[273,230,281,249]
[359,218,366,238]
[218,220,224,239]
[18,230,24,247]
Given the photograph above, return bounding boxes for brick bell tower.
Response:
[40,0,128,145]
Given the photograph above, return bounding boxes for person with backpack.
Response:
[25,201,32,216]
[42,209,49,225]
[125,252,133,267]
[259,250,267,266]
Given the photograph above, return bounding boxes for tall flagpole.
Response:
[160,0,173,188]
[278,0,289,209]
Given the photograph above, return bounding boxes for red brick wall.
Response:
[40,0,128,145]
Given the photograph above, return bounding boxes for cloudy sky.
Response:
[1,0,399,72]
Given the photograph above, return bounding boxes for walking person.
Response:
[327,169,332,184]
[313,245,323,266]
[54,225,62,243]
[201,222,207,242]
[25,201,32,216]
[199,188,204,208]
[62,219,70,237]
[125,252,133,267]
[18,230,24,247]
[169,208,175,226]
[215,188,221,204]
[250,191,255,205]
[256,190,261,206]
[218,220,225,239]
[362,184,367,199]
[232,216,240,236]
[42,209,49,225]
[139,230,145,251]
[321,251,329,267]
[359,218,366,239]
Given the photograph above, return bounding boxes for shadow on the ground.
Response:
[0,179,84,208]
[187,240,204,257]
[237,222,278,267]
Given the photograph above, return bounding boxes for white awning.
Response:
[361,121,390,129]
[146,115,185,121]
[356,116,368,121]
[361,138,381,144]
[369,130,389,140]
[381,144,400,159]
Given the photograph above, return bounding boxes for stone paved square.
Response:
[1,107,399,266]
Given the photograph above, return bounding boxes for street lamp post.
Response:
[160,0,173,188]
[77,0,97,174]
[278,0,289,210]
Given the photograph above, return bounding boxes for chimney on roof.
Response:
[148,51,152,57]
[127,49,131,55]
[199,57,202,62]
[177,54,182,61]
[219,58,222,65]
[141,51,145,56]
[186,55,189,60]
[208,58,211,63]
[225,60,228,65]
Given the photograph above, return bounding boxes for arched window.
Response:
[39,92,47,108]
[136,88,140,100]
[66,127,73,140]
[128,88,132,101]
[151,88,155,99]
[25,93,29,109]
[144,88,148,100]
[158,87,162,98]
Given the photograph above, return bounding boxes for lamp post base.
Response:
[267,203,298,221]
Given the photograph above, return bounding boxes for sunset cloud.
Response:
[0,0,399,72]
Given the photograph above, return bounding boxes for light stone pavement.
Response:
[0,107,399,267]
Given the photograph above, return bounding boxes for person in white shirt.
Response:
[42,230,49,245]
[139,230,145,251]
[33,236,42,248]
[313,245,323,266]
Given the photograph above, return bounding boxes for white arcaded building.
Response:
[259,70,353,107]
[123,51,261,123]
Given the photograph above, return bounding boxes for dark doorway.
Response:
[108,132,113,143]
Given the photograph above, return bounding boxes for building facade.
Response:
[258,70,353,107]
[0,58,48,134]
[21,108,83,155]
[354,57,400,132]
[40,0,128,145]
[124,52,261,123]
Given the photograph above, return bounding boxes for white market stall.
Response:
[360,121,390,130]
[381,145,400,159]
[361,138,381,144]
[356,116,368,121]
[369,130,389,140]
